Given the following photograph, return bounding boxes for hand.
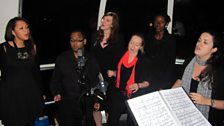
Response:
[189,92,210,105]
[129,83,139,93]
[54,94,61,102]
[43,95,46,100]
[94,103,101,111]
[107,70,116,77]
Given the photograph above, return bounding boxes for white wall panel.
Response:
[0,0,20,43]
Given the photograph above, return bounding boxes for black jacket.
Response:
[50,49,100,99]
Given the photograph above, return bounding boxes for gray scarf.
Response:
[181,56,212,119]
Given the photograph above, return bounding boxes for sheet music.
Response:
[160,87,211,126]
[127,91,178,126]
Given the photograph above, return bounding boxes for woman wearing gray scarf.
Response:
[172,29,224,126]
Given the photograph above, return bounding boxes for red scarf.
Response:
[116,51,138,98]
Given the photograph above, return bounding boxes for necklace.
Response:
[12,41,30,60]
[195,56,206,66]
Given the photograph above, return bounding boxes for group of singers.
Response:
[0,11,224,126]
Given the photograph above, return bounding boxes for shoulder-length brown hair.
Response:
[5,17,36,57]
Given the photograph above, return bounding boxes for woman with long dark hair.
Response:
[91,12,125,126]
[0,17,44,126]
[172,29,224,125]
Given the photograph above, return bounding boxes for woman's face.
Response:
[128,35,143,56]
[194,32,217,60]
[12,20,30,41]
[154,16,166,33]
[100,15,113,31]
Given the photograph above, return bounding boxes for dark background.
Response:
[21,0,224,99]
[20,1,224,124]
[22,0,224,64]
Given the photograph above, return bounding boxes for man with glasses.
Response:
[50,30,100,126]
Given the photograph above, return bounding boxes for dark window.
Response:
[22,0,101,64]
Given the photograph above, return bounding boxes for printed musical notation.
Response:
[126,87,211,126]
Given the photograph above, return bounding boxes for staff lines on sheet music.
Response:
[161,88,210,126]
[127,88,211,126]
[129,93,177,126]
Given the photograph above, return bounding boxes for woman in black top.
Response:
[0,17,44,126]
[173,30,224,125]
[91,12,125,126]
[106,33,151,126]
[91,12,125,87]
[145,13,176,90]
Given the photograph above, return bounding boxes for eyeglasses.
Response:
[70,39,84,43]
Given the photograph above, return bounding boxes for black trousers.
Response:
[57,97,94,126]
[107,88,136,126]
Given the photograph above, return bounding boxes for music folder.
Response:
[126,87,211,126]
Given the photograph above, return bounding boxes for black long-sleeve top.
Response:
[145,30,176,90]
[91,33,125,87]
[50,49,100,99]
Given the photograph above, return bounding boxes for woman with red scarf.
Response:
[106,33,151,126]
